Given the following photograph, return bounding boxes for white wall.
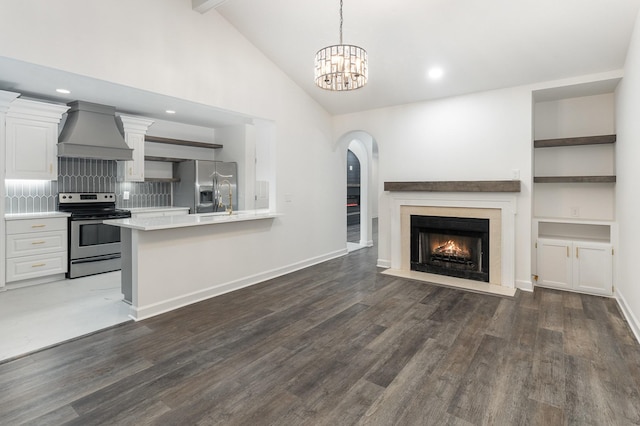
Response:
[615,9,640,341]
[0,0,347,299]
[333,86,534,289]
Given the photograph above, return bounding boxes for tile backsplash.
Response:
[5,158,171,214]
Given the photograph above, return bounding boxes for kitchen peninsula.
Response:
[105,210,279,320]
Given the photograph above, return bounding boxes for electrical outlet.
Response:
[511,169,520,180]
[570,206,579,217]
[123,191,130,200]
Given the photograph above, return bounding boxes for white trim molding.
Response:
[616,289,640,345]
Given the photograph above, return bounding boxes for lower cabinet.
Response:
[536,238,613,296]
[5,217,68,283]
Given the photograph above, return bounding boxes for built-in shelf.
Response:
[144,156,189,163]
[144,177,180,183]
[145,135,223,149]
[384,180,521,193]
[534,134,616,148]
[533,176,616,183]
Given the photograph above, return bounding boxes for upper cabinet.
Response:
[5,99,69,180]
[116,115,154,182]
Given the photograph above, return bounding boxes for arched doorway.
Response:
[346,148,362,245]
[342,133,378,252]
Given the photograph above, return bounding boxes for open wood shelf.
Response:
[144,177,180,183]
[145,135,223,149]
[533,176,616,183]
[534,134,616,148]
[144,156,189,163]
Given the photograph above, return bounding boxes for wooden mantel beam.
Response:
[384,180,521,193]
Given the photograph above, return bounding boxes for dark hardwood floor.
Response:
[1,241,640,425]
[347,222,360,243]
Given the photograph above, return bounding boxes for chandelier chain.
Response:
[339,0,343,45]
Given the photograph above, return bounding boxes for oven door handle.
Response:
[71,253,121,264]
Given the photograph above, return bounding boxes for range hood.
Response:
[58,101,133,161]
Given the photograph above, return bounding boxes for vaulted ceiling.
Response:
[214,0,640,115]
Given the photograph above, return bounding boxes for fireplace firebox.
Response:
[410,215,489,282]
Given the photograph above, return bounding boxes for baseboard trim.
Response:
[377,259,391,268]
[615,289,640,345]
[516,279,534,292]
[131,248,348,321]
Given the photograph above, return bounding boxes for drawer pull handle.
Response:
[31,224,46,228]
[31,241,46,245]
[31,263,46,268]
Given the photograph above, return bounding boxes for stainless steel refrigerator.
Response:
[173,160,238,214]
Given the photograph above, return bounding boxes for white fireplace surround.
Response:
[383,191,518,293]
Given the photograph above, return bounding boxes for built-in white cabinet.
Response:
[5,216,68,284]
[5,99,69,180]
[536,237,612,296]
[532,89,618,296]
[117,115,154,182]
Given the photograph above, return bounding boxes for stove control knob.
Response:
[61,195,66,199]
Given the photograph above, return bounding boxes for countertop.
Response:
[5,211,71,220]
[104,210,280,231]
[126,206,190,214]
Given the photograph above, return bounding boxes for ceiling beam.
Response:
[192,0,228,14]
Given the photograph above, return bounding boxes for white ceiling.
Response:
[216,0,640,115]
[0,0,638,126]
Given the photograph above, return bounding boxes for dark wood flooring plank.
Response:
[482,346,534,425]
[22,404,79,426]
[359,338,449,425]
[565,354,619,426]
[528,328,566,408]
[317,379,384,426]
[538,289,565,332]
[563,307,597,359]
[522,398,565,426]
[447,334,507,423]
[562,291,584,310]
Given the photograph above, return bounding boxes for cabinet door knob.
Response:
[31,241,46,245]
[576,247,579,259]
[31,263,46,268]
[566,246,569,257]
[31,224,46,228]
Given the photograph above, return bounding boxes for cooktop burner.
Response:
[58,192,131,220]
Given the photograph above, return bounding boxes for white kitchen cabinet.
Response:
[117,115,154,182]
[536,237,612,296]
[5,216,68,284]
[5,99,69,180]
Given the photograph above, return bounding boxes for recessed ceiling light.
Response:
[165,110,176,114]
[427,67,444,80]
[56,88,71,94]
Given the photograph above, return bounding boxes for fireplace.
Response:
[410,215,489,282]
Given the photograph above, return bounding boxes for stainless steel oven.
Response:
[58,192,131,279]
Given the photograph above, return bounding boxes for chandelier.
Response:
[314,0,368,91]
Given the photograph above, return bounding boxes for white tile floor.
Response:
[0,272,131,362]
